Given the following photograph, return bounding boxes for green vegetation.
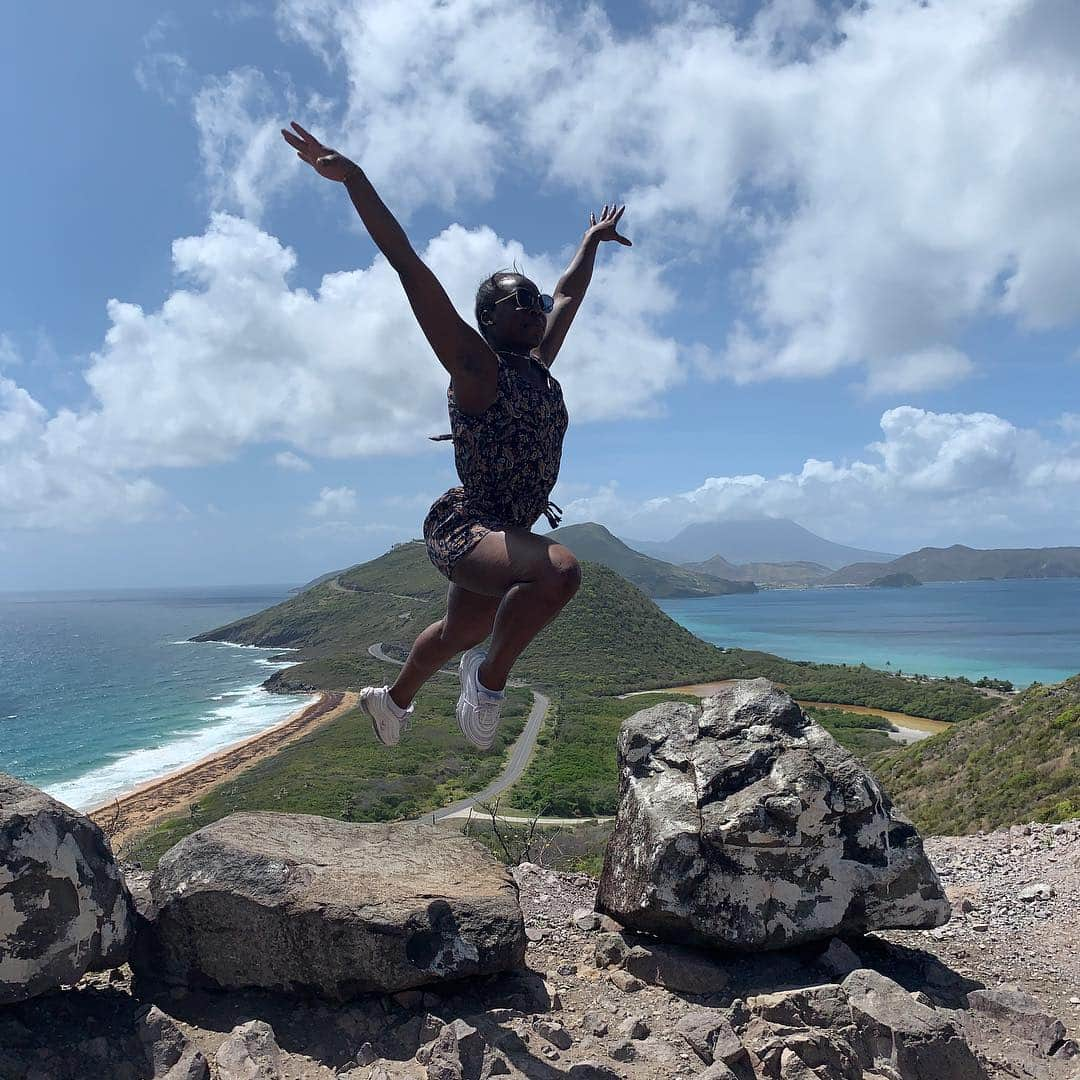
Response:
[141,540,1037,863]
[828,543,1080,585]
[807,707,898,757]
[869,572,922,588]
[129,661,531,866]
[875,676,1080,834]
[546,522,755,597]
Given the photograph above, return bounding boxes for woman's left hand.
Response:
[587,204,632,246]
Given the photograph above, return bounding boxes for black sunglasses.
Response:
[492,287,555,314]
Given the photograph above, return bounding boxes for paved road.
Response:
[366,641,555,824]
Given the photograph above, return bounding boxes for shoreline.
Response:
[89,690,358,852]
[617,681,950,741]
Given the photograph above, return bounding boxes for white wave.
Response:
[253,658,301,668]
[46,687,321,813]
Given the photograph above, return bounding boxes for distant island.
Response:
[827,544,1080,585]
[869,572,922,588]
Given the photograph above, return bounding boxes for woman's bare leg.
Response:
[389,585,500,709]
[448,528,581,692]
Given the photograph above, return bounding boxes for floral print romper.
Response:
[423,348,569,581]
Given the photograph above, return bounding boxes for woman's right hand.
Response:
[281,121,357,182]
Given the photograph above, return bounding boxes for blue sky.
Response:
[3,0,1079,589]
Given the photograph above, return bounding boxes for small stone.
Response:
[959,898,976,913]
[593,932,630,969]
[581,1013,609,1037]
[573,909,601,931]
[567,1062,621,1080]
[535,1019,573,1051]
[541,1045,560,1061]
[557,962,578,976]
[1018,882,1054,902]
[608,1040,635,1062]
[525,927,547,942]
[355,1042,377,1066]
[971,922,990,932]
[817,938,862,977]
[618,1016,650,1040]
[215,1021,283,1080]
[608,970,644,993]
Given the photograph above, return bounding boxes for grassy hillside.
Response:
[875,676,1080,834]
[828,544,1080,585]
[129,653,532,865]
[546,522,755,597]
[167,541,1007,850]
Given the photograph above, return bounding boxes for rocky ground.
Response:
[1,820,1077,1080]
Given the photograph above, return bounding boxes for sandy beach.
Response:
[89,690,358,852]
[617,680,950,741]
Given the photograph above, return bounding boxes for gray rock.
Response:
[675,1010,746,1067]
[623,937,729,994]
[136,1006,190,1076]
[608,1039,635,1061]
[215,1020,283,1080]
[581,1012,608,1037]
[966,987,1066,1055]
[818,937,863,977]
[1018,882,1055,902]
[749,984,851,1032]
[842,969,987,1079]
[162,1053,210,1080]
[593,931,630,969]
[596,683,950,949]
[608,969,644,992]
[695,1065,738,1080]
[567,1062,622,1079]
[133,813,525,997]
[572,908,600,931]
[0,773,133,1003]
[617,1015,649,1040]
[535,1019,573,1050]
[427,1019,486,1080]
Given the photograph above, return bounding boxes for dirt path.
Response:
[90,691,357,852]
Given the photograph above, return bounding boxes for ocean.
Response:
[0,586,317,812]
[658,578,1080,688]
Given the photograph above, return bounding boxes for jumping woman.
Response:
[281,121,631,752]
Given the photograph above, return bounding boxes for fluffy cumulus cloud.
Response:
[197,0,1080,389]
[0,375,166,531]
[0,213,683,529]
[308,484,358,517]
[562,406,1080,548]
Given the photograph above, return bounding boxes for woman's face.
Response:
[486,276,549,351]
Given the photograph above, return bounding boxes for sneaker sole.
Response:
[360,693,395,747]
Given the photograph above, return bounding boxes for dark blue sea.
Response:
[658,578,1080,688]
[0,586,316,811]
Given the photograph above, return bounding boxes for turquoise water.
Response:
[0,587,317,811]
[658,578,1080,688]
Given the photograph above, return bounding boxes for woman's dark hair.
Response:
[475,266,532,342]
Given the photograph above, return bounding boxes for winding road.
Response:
[367,642,558,824]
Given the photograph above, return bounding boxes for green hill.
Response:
[546,522,755,597]
[875,676,1080,833]
[828,544,1080,585]
[869,572,922,588]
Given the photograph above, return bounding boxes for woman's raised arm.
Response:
[281,122,496,403]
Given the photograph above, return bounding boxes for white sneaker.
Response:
[457,647,505,751]
[359,686,413,747]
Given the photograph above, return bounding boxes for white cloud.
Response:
[193,69,299,221]
[308,485,358,517]
[562,406,1080,548]
[0,334,19,369]
[861,348,976,398]
[201,0,1080,390]
[0,375,167,531]
[274,450,312,471]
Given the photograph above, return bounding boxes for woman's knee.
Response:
[540,547,582,604]
[437,613,492,651]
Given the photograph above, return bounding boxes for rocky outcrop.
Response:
[132,812,526,998]
[0,772,132,1004]
[597,680,950,949]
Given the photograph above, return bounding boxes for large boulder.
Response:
[0,772,132,1003]
[596,680,949,949]
[132,812,526,998]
